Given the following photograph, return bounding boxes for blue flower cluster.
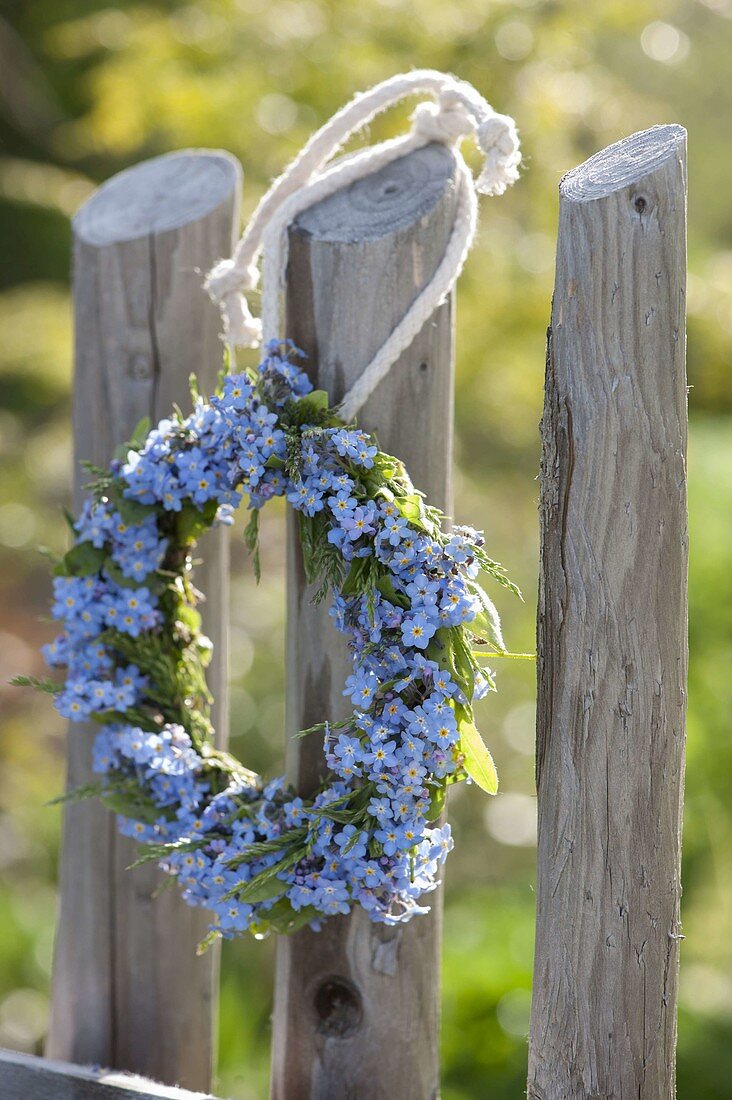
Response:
[48,569,157,720]
[43,341,501,939]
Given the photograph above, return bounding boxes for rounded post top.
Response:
[560,124,686,203]
[73,149,242,246]
[292,142,456,244]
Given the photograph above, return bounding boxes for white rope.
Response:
[205,69,520,419]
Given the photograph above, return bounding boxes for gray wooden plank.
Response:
[0,1049,219,1100]
[528,125,688,1099]
[47,150,241,1091]
[270,142,457,1099]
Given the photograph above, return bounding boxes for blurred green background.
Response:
[1,1,730,1096]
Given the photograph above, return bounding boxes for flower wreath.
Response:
[29,72,523,944]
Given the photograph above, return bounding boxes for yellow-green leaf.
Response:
[459,719,499,795]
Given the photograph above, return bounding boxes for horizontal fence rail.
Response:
[0,1049,219,1100]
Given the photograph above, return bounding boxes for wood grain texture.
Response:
[0,1050,218,1100]
[47,150,241,1091]
[270,143,458,1100]
[528,125,688,1099]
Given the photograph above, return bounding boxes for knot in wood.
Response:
[313,976,363,1038]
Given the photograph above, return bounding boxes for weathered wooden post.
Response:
[47,150,240,1091]
[270,142,457,1098]
[528,125,688,1098]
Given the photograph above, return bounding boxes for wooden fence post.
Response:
[46,150,241,1091]
[528,125,688,1098]
[270,142,458,1099]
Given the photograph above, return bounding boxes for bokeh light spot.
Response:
[485,792,537,847]
[640,22,690,64]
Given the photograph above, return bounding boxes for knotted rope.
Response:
[205,70,520,422]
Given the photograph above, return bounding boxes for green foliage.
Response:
[430,628,478,703]
[427,783,447,822]
[176,499,219,544]
[229,849,302,904]
[45,782,107,806]
[243,509,261,582]
[55,540,107,577]
[112,494,157,528]
[298,510,345,602]
[9,674,60,694]
[456,707,499,796]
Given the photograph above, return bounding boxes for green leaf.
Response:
[451,627,477,701]
[112,416,152,461]
[176,601,202,634]
[373,450,401,481]
[459,718,499,795]
[238,875,289,904]
[196,929,222,956]
[428,628,457,685]
[45,781,108,807]
[63,541,107,577]
[243,508,259,552]
[243,509,261,582]
[10,674,60,694]
[309,806,354,824]
[199,745,260,787]
[394,493,423,525]
[427,783,446,821]
[223,828,307,868]
[102,560,145,589]
[294,716,350,740]
[251,899,319,936]
[297,511,344,602]
[471,584,506,653]
[474,547,523,600]
[270,902,319,934]
[232,846,302,902]
[472,649,536,661]
[341,556,369,597]
[343,829,364,855]
[131,416,152,446]
[376,575,409,609]
[429,627,475,701]
[303,389,330,412]
[115,495,156,526]
[100,791,161,823]
[125,837,206,870]
[176,499,218,544]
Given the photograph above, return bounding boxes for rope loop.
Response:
[205,70,520,411]
[410,95,474,146]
